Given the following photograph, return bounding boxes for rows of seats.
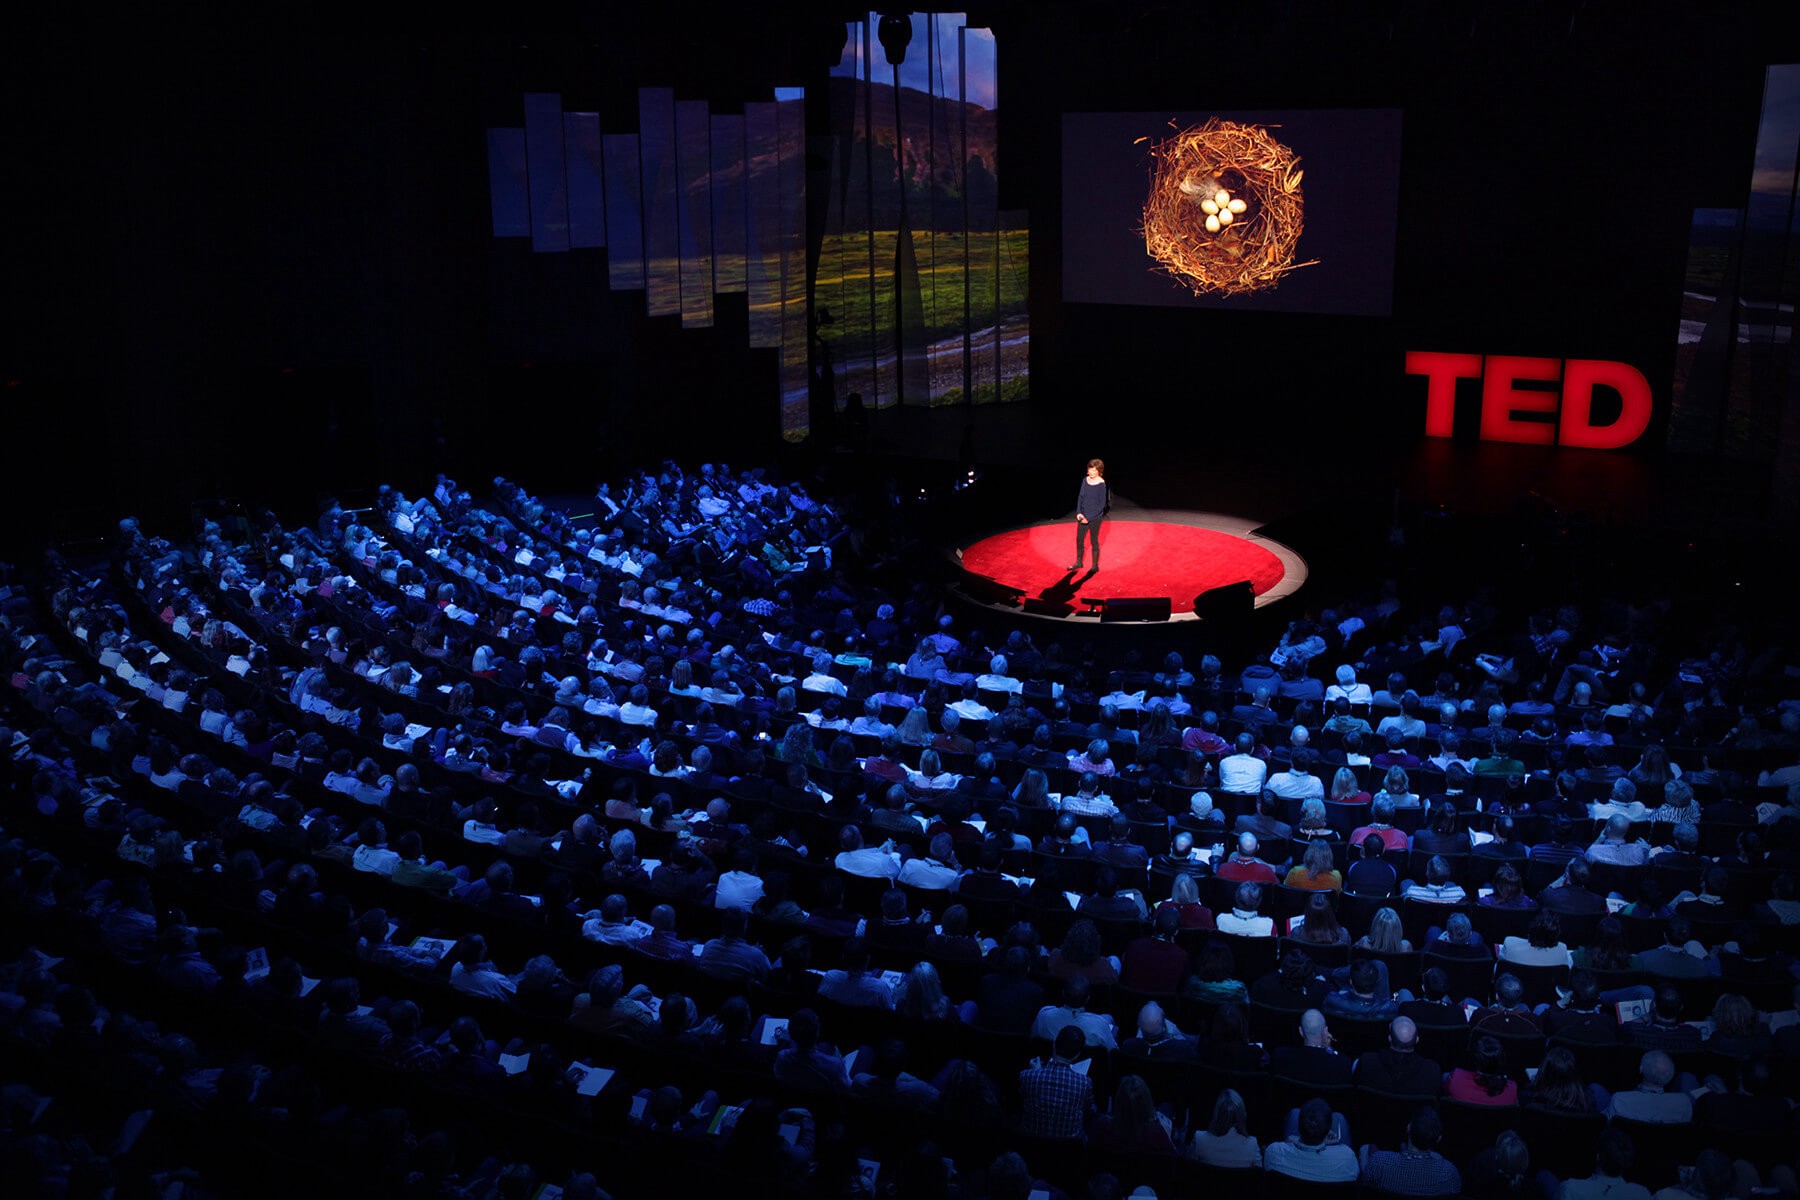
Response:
[6,465,1800,1198]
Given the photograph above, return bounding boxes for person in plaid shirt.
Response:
[1017,1026,1093,1138]
[1358,1106,1462,1195]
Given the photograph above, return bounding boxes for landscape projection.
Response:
[822,12,1029,409]
[487,87,811,441]
[1062,109,1402,316]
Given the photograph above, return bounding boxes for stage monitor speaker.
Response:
[1022,597,1074,618]
[1102,596,1171,623]
[1193,580,1254,622]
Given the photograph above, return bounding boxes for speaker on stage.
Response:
[1101,596,1171,622]
[1193,580,1254,623]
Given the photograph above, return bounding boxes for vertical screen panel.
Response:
[523,93,570,252]
[1667,207,1742,455]
[638,87,680,317]
[711,114,747,293]
[1724,64,1800,462]
[745,102,781,349]
[777,92,809,441]
[997,208,1030,403]
[603,133,645,290]
[964,26,1003,403]
[487,128,530,238]
[924,14,965,405]
[564,113,605,249]
[675,100,715,329]
[865,19,901,408]
[820,133,858,413]
[823,19,878,411]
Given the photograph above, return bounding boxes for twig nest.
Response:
[1141,118,1315,296]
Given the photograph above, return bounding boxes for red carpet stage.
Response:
[956,510,1307,622]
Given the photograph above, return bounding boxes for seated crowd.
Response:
[4,461,1800,1198]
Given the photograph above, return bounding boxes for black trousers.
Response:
[1073,518,1101,566]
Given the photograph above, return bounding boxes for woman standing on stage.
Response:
[1071,458,1109,572]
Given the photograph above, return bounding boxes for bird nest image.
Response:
[1140,118,1315,297]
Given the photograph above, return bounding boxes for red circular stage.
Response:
[957,510,1306,620]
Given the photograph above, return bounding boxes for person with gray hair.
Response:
[1605,1050,1694,1122]
[1326,664,1372,706]
[1651,777,1702,826]
[849,696,896,739]
[602,829,650,887]
[976,654,1022,694]
[801,652,846,696]
[1183,789,1224,830]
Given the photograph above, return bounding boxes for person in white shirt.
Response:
[1376,699,1427,741]
[582,894,648,946]
[351,819,402,876]
[976,655,1023,694]
[1216,883,1275,937]
[947,695,996,722]
[1099,682,1146,712]
[897,834,962,891]
[801,652,848,696]
[1218,733,1268,796]
[833,826,902,881]
[1325,665,1373,707]
[1268,746,1326,801]
[617,684,659,726]
[714,848,766,911]
[849,697,896,739]
[905,748,961,792]
[1498,910,1574,967]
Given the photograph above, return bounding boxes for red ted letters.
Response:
[1405,351,1652,450]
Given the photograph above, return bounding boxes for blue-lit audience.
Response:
[4,463,1800,1199]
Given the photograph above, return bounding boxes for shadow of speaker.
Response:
[1101,596,1171,623]
[960,572,1024,608]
